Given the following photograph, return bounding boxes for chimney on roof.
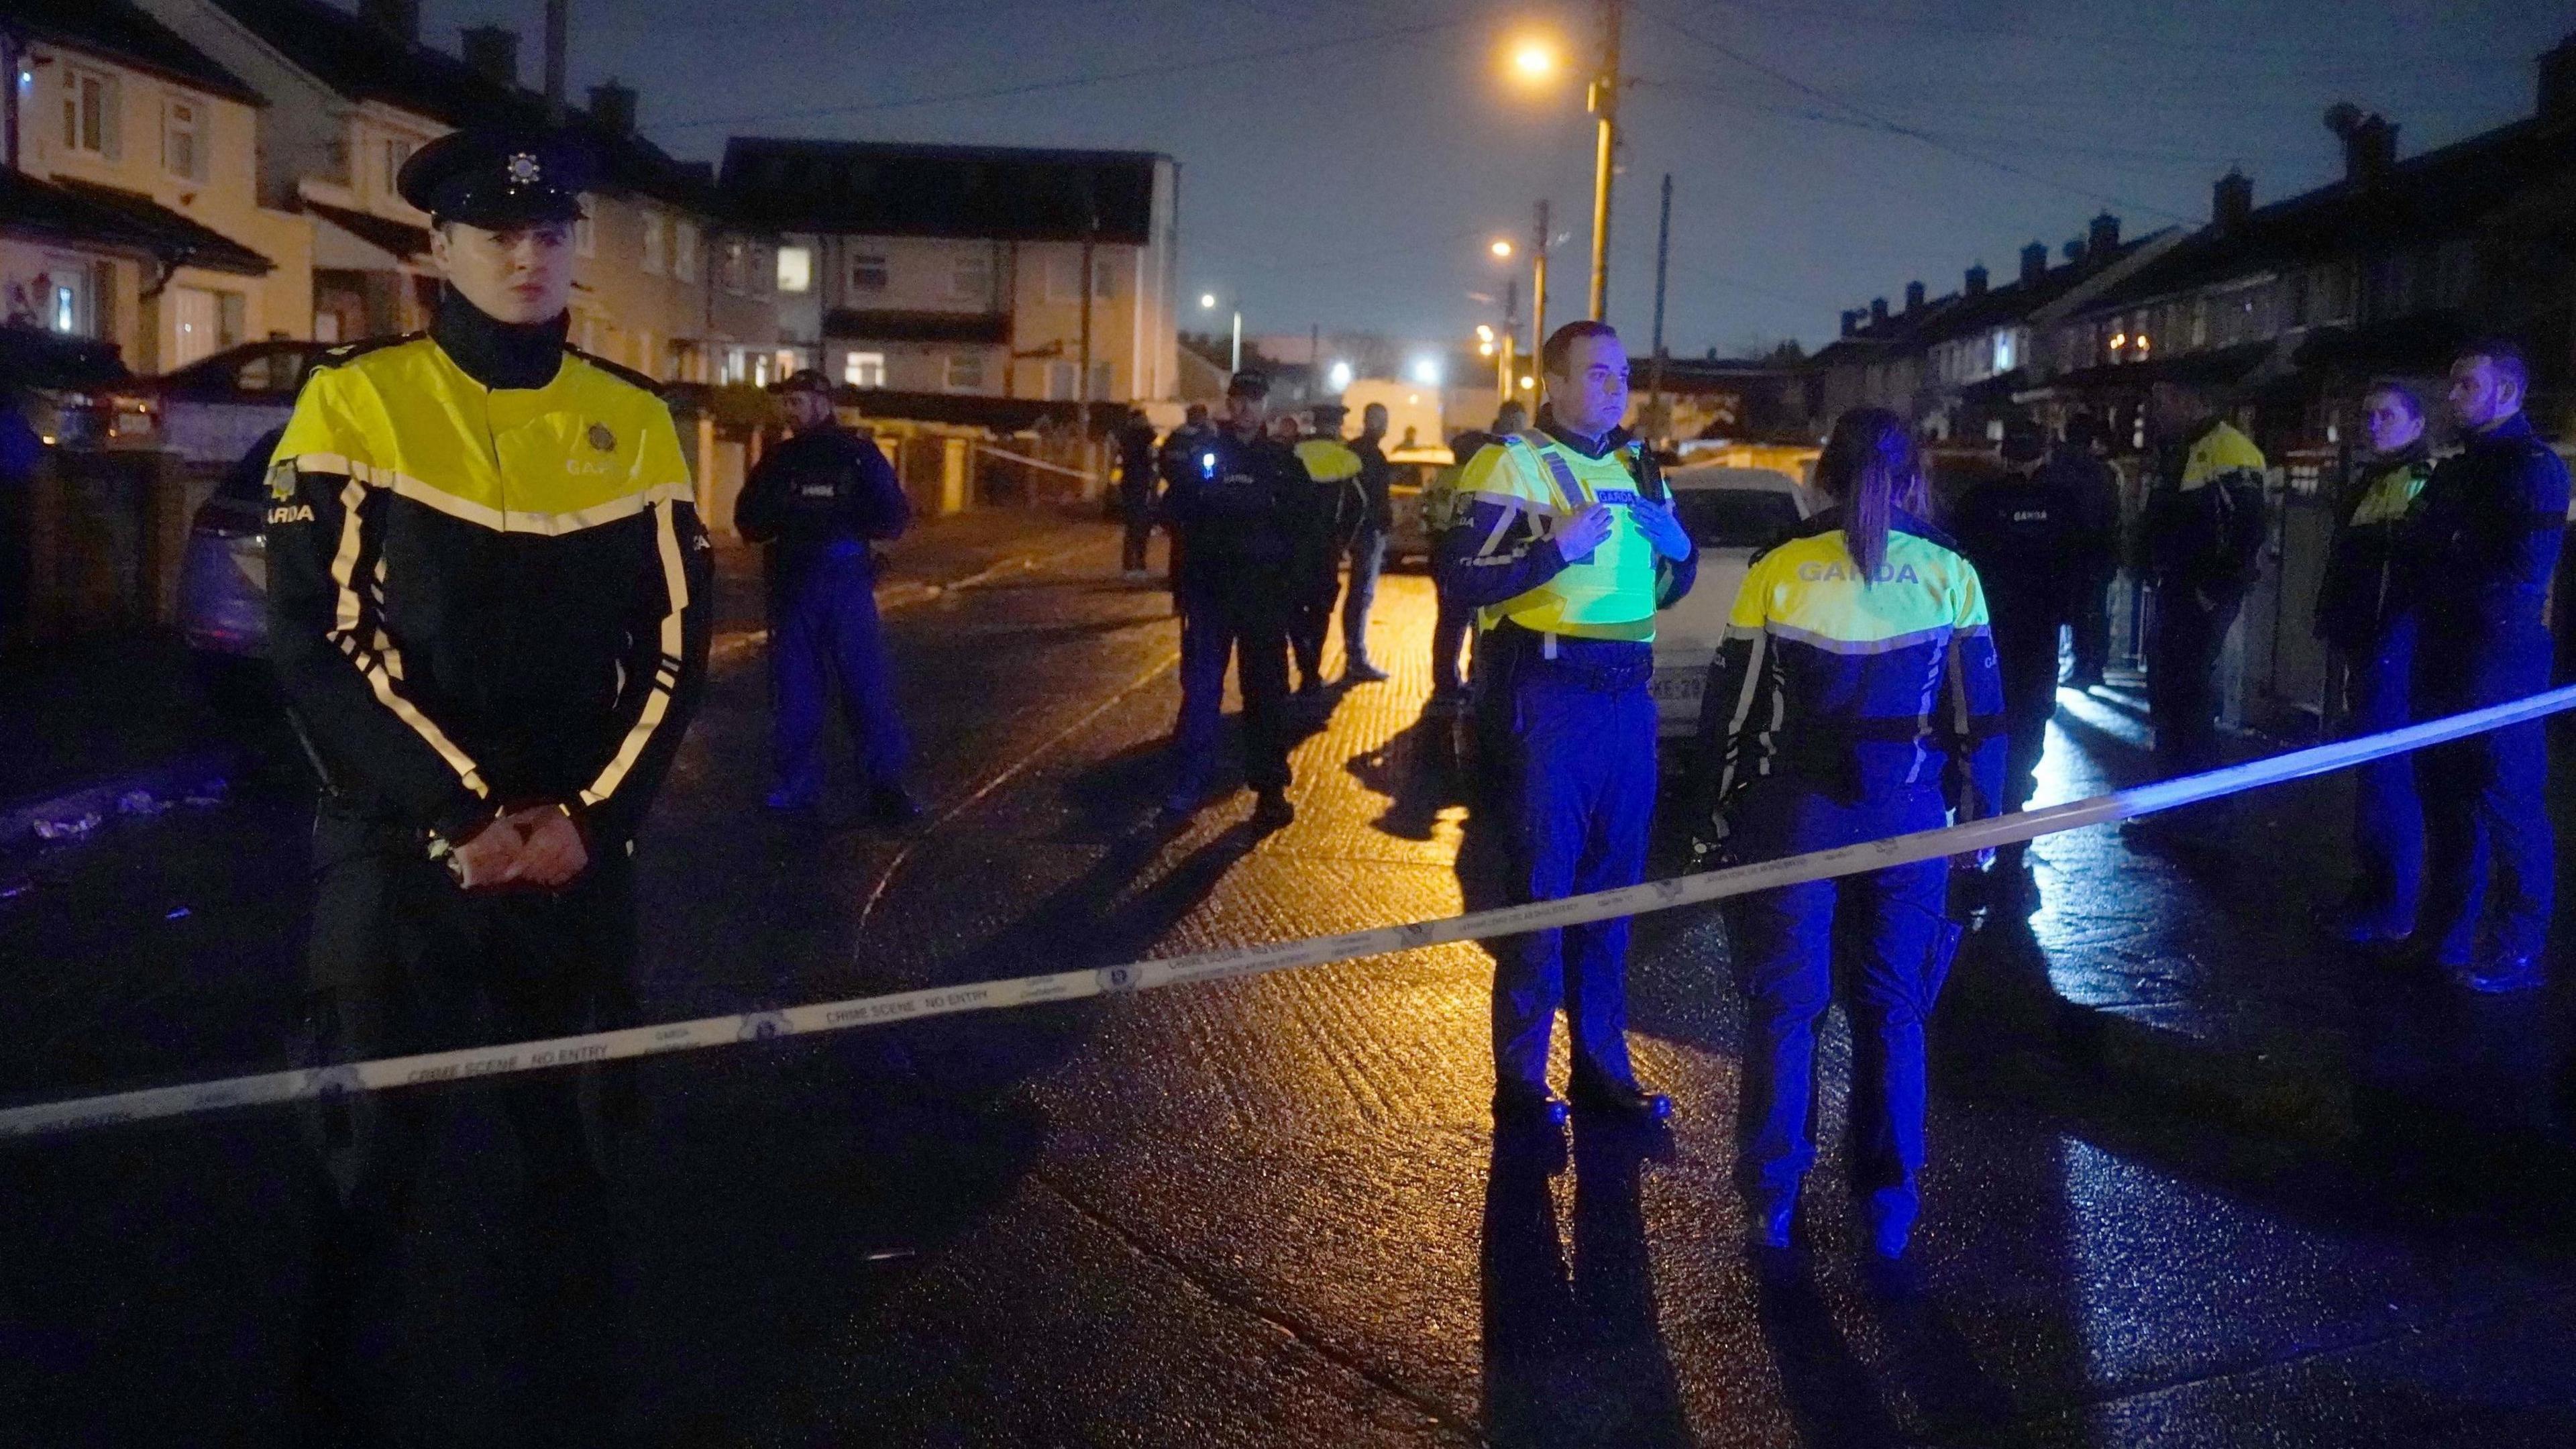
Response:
[1904,280,1926,312]
[1841,309,1862,337]
[2020,241,2048,286]
[1870,297,1888,325]
[360,0,419,44]
[2324,103,2398,186]
[1965,263,1988,298]
[2088,211,2121,257]
[2213,168,2253,231]
[589,80,637,137]
[461,26,519,88]
[2542,32,2576,121]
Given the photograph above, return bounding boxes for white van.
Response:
[1650,466,1813,741]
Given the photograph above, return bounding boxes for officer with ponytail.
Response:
[1695,407,2005,1267]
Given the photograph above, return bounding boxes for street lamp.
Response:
[1410,357,1442,386]
[1504,7,1625,322]
[1489,239,1515,260]
[1327,360,1354,392]
[1200,290,1242,374]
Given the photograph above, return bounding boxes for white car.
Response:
[1650,466,1814,743]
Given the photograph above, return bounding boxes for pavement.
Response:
[2,511,2575,1446]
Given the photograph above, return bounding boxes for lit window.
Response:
[844,351,886,388]
[776,245,812,293]
[1990,330,2016,374]
[944,352,987,391]
[164,99,204,180]
[847,252,888,294]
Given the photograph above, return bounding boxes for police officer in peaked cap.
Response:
[267,123,711,1436]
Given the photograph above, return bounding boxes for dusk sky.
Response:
[413,0,2575,357]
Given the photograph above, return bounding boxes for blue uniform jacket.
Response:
[737,425,909,579]
[1432,422,1699,629]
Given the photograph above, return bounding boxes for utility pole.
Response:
[1308,321,1321,407]
[1587,0,1623,321]
[1497,275,1519,413]
[1530,197,1550,376]
[1,29,21,174]
[1077,215,1097,440]
[544,0,568,122]
[1648,172,1671,441]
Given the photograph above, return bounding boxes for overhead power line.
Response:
[651,11,1476,133]
[1636,1,2199,223]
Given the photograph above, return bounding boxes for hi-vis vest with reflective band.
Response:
[2349,456,2428,526]
[271,336,694,535]
[2178,419,2266,492]
[1293,437,1362,483]
[1463,432,1660,641]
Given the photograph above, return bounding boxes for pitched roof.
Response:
[720,138,1165,245]
[0,170,272,276]
[203,0,729,219]
[1917,232,2169,347]
[1808,293,1965,368]
[823,309,1012,345]
[14,0,264,106]
[2079,113,2576,315]
[301,199,429,262]
[50,179,274,275]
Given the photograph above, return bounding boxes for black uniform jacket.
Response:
[265,299,713,848]
[1162,423,1311,598]
[2412,412,2570,702]
[735,423,909,580]
[1950,466,2087,635]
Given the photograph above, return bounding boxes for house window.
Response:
[640,213,664,276]
[1092,256,1117,300]
[844,351,886,388]
[1046,254,1114,303]
[1046,362,1075,399]
[382,137,413,195]
[846,252,888,294]
[943,352,986,391]
[163,99,205,181]
[574,210,596,258]
[674,220,699,282]
[949,251,993,303]
[168,287,241,368]
[1990,330,2015,374]
[63,66,117,158]
[777,245,812,292]
[1090,361,1115,400]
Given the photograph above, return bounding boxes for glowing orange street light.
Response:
[1509,36,1558,83]
[1490,238,1515,259]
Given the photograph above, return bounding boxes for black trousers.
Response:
[1287,559,1340,687]
[1120,484,1157,573]
[298,807,633,1436]
[1994,616,2063,819]
[1173,577,1293,793]
[2147,582,2241,779]
[2070,566,2116,680]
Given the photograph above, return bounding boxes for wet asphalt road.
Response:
[4,512,2575,1447]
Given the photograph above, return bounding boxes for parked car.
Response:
[1648,465,1814,744]
[89,340,332,464]
[1381,443,1454,566]
[176,427,282,663]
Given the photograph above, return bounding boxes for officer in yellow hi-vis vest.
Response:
[266,127,710,1433]
[1436,321,1697,1128]
[1290,406,1364,695]
[2133,380,2267,845]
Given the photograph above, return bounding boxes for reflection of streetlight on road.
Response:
[1199,290,1242,372]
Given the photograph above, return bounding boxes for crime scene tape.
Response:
[7,682,2576,1143]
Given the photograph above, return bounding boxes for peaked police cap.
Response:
[399,127,595,228]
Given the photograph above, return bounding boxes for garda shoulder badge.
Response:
[588,423,616,452]
[267,459,299,502]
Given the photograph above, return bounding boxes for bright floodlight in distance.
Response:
[1200,292,1218,310]
[1478,341,1496,358]
[1411,357,1442,386]
[1475,324,1495,342]
[1509,37,1557,82]
[1328,360,1354,390]
[1489,239,1515,259]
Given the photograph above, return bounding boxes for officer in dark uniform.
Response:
[1115,406,1161,580]
[2313,380,2431,945]
[1289,403,1364,696]
[2053,413,2123,690]
[2413,337,2569,993]
[1951,416,2084,899]
[1163,371,1305,827]
[266,127,712,1436]
[1156,402,1216,603]
[2131,382,2267,847]
[736,368,920,824]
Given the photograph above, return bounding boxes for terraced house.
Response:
[1,0,313,372]
[130,0,780,379]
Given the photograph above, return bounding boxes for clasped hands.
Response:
[1553,500,1692,562]
[446,803,590,892]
